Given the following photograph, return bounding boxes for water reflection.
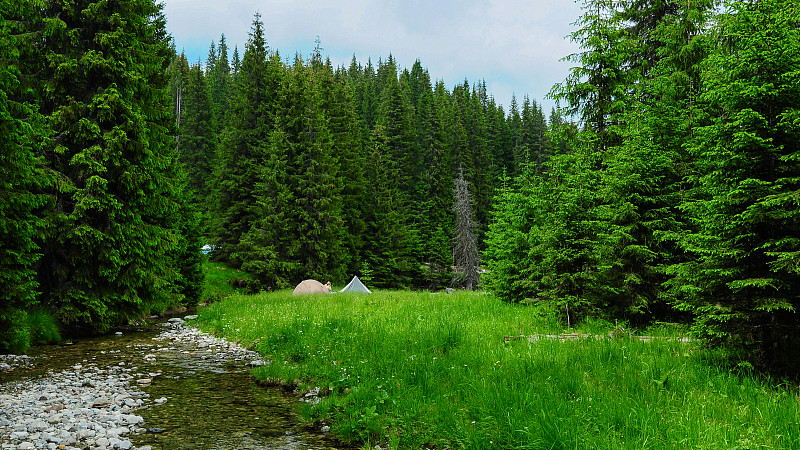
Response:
[1,320,350,450]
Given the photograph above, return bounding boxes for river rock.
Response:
[120,415,143,426]
[11,431,29,440]
[92,397,112,408]
[1,317,280,450]
[115,439,134,450]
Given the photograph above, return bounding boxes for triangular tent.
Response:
[292,279,332,295]
[340,276,372,294]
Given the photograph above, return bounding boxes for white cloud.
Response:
[160,0,582,113]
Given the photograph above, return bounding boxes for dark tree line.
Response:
[173,16,552,292]
[484,0,800,375]
[1,1,553,352]
[10,0,791,378]
[1,0,204,352]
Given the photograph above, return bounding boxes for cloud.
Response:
[160,0,582,112]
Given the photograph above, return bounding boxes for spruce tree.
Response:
[316,58,366,277]
[416,77,454,287]
[0,0,48,352]
[551,0,634,152]
[671,0,800,372]
[591,108,682,322]
[209,34,231,122]
[361,127,421,288]
[214,13,277,265]
[532,135,604,325]
[266,55,345,283]
[231,45,241,84]
[36,0,189,332]
[179,63,216,206]
[167,51,189,147]
[376,60,419,195]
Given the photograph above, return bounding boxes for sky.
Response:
[160,0,583,114]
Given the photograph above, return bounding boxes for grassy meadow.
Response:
[200,260,252,303]
[194,289,800,449]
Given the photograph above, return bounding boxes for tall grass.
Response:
[27,309,61,345]
[195,290,800,449]
[201,260,251,303]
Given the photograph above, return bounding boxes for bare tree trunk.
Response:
[452,169,481,289]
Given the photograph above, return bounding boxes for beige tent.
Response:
[292,279,332,295]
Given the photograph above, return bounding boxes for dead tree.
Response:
[452,169,481,289]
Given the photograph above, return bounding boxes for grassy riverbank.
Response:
[195,290,800,449]
[201,261,251,303]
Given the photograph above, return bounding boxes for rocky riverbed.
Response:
[0,317,270,450]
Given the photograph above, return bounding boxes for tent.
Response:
[292,279,332,295]
[339,275,372,294]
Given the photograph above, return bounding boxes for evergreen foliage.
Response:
[198,21,528,292]
[213,13,277,265]
[484,0,799,374]
[1,0,203,346]
[179,63,216,206]
[0,0,48,352]
[360,127,421,288]
[668,0,800,372]
[34,0,194,333]
[5,0,793,378]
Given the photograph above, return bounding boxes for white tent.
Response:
[339,275,372,294]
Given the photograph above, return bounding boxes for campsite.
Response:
[193,282,800,449]
[3,0,800,448]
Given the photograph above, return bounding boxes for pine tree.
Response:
[551,0,634,152]
[179,63,216,206]
[670,0,800,372]
[209,34,231,121]
[36,0,189,332]
[0,0,48,352]
[214,13,278,265]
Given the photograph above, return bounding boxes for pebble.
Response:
[0,354,35,373]
[0,315,268,450]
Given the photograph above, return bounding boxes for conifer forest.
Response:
[2,0,799,376]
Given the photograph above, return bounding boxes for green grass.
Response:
[27,309,61,345]
[200,260,252,303]
[195,290,800,449]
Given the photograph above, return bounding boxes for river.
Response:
[0,316,351,450]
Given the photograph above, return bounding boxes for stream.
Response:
[0,317,351,450]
